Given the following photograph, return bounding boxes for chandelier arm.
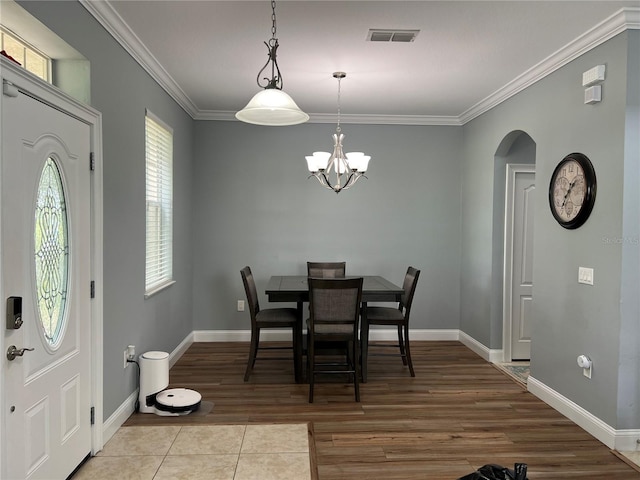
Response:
[344,172,367,190]
[308,172,332,191]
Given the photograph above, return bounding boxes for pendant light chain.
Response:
[271,0,277,39]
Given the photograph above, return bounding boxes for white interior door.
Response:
[504,165,535,361]
[2,89,92,479]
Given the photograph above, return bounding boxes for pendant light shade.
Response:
[235,0,308,126]
[235,88,309,126]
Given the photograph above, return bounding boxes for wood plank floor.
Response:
[124,341,640,480]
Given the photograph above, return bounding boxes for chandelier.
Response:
[235,0,309,126]
[305,72,370,193]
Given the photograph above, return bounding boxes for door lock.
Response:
[6,296,23,329]
[7,345,34,361]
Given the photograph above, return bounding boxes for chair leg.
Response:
[403,323,415,377]
[397,325,407,365]
[308,336,315,403]
[244,327,260,382]
[353,339,360,402]
[294,302,304,383]
[361,317,369,383]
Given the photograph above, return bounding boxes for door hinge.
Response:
[90,406,95,425]
[90,152,95,171]
[90,280,95,299]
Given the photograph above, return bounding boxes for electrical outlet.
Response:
[237,300,245,312]
[123,349,128,369]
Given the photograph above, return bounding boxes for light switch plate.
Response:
[578,267,594,285]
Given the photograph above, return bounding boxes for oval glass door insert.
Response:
[34,157,69,348]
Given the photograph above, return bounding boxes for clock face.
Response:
[549,153,596,229]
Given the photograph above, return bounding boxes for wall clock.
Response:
[548,152,596,229]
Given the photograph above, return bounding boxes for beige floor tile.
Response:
[241,423,309,453]
[98,425,181,456]
[71,455,163,480]
[168,424,246,455]
[235,453,311,480]
[620,450,640,468]
[154,454,238,480]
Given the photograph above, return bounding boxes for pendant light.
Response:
[306,72,370,193]
[235,0,309,126]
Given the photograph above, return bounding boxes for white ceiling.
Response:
[85,1,639,124]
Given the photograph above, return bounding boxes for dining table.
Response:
[265,275,404,383]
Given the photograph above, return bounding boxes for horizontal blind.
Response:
[145,112,173,293]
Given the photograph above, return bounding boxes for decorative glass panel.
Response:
[34,157,69,347]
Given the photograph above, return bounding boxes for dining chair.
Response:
[240,266,301,382]
[361,266,421,382]
[307,277,363,403]
[307,261,346,278]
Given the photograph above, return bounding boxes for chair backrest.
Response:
[399,266,421,318]
[307,261,346,278]
[308,277,363,330]
[240,266,260,320]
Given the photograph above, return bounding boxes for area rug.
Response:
[494,362,530,386]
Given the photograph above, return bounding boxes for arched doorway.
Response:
[492,131,536,362]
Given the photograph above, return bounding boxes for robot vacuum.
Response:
[138,351,201,416]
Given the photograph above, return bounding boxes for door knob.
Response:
[6,345,34,361]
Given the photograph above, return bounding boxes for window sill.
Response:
[144,280,176,299]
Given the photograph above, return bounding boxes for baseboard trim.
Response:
[458,330,503,363]
[102,389,138,444]
[192,328,460,343]
[169,331,195,367]
[528,375,640,451]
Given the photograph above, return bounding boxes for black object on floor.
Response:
[457,463,528,480]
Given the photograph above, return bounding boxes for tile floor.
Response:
[619,450,640,471]
[72,423,312,480]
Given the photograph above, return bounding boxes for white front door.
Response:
[504,165,535,361]
[2,88,92,479]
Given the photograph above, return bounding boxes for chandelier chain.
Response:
[336,75,342,133]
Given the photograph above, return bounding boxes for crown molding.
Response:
[82,2,638,126]
[193,110,462,126]
[79,0,199,117]
[459,7,640,124]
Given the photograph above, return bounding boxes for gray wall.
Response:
[191,122,463,332]
[18,1,196,420]
[460,31,638,429]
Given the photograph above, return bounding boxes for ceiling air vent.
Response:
[367,29,419,43]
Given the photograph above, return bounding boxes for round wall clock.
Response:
[548,152,597,229]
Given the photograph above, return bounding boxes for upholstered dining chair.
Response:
[240,266,301,382]
[307,277,363,403]
[307,261,346,278]
[361,266,421,382]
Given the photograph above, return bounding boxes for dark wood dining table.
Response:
[265,275,404,383]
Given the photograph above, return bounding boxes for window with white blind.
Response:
[145,111,174,297]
